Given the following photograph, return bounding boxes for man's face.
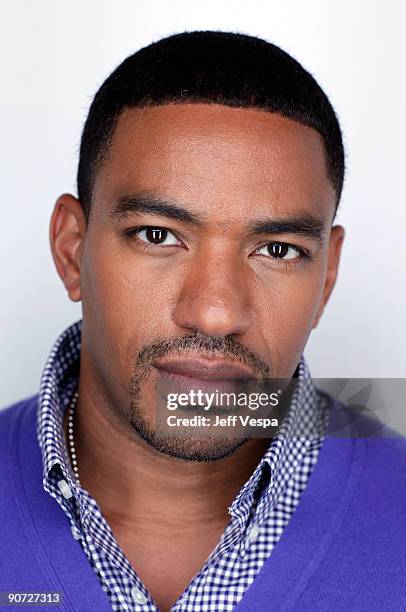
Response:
[52,103,343,460]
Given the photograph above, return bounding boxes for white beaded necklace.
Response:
[67,392,81,486]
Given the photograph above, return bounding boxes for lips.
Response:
[153,357,256,382]
[152,356,257,401]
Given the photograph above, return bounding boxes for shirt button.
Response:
[131,587,148,605]
[246,523,261,544]
[58,479,73,500]
[71,525,81,540]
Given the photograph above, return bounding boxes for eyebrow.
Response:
[111,194,327,243]
[247,214,327,243]
[110,194,203,225]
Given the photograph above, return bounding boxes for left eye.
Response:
[256,242,301,260]
[136,227,179,246]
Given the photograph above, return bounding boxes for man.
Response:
[1,31,405,612]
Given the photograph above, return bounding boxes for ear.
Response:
[49,194,87,302]
[312,225,345,328]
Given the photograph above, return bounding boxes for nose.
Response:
[172,244,253,337]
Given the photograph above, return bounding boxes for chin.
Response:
[131,419,247,462]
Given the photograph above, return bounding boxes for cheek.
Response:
[80,235,181,377]
[253,264,326,375]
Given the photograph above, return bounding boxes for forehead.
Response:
[92,103,335,221]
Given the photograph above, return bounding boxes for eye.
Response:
[133,226,180,246]
[256,241,303,260]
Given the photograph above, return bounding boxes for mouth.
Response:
[153,356,257,382]
[152,356,258,402]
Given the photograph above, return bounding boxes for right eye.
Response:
[131,226,180,246]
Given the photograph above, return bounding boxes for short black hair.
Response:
[77,30,345,219]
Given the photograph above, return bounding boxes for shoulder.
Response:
[0,394,38,426]
[319,389,406,506]
[0,395,39,460]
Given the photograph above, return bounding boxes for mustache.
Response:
[133,332,271,380]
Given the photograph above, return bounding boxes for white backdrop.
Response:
[1,0,405,408]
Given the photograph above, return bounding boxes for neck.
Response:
[71,373,270,530]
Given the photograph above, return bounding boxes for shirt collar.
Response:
[37,319,82,489]
[228,357,324,526]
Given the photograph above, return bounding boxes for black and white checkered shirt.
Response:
[37,320,328,611]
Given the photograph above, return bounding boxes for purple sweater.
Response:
[1,394,406,611]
